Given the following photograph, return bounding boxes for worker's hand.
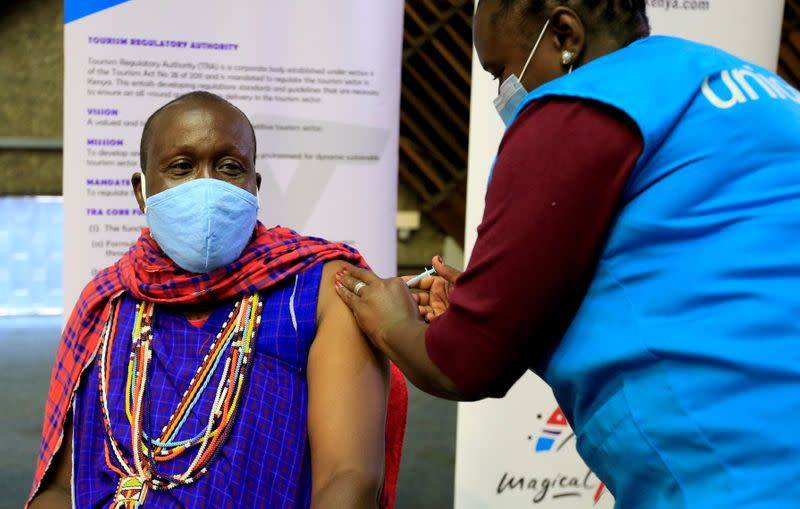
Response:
[404,256,461,322]
[335,265,421,347]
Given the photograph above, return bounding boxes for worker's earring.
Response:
[561,50,577,73]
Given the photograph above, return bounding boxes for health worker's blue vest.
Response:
[511,36,800,508]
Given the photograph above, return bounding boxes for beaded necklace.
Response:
[97,293,262,508]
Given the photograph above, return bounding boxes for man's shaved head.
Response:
[139,91,257,172]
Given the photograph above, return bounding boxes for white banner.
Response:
[456,2,784,508]
[647,0,785,69]
[63,0,403,312]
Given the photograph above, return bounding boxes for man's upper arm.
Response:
[307,261,389,505]
[29,412,73,508]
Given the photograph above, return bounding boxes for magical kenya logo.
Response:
[495,407,607,505]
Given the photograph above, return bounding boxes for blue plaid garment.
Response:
[72,263,323,508]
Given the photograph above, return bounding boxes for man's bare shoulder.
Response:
[316,260,358,324]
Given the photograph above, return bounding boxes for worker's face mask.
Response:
[494,19,551,127]
[140,173,259,273]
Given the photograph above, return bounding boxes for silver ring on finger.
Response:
[353,280,367,296]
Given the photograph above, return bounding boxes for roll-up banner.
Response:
[456,2,785,508]
[63,0,404,313]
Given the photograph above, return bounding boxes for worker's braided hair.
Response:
[493,0,650,46]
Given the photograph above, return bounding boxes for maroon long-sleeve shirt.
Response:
[425,98,644,398]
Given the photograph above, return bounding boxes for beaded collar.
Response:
[97,293,262,508]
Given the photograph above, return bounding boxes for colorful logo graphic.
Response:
[531,407,571,453]
[530,407,607,504]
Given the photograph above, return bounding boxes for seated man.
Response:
[28,91,405,509]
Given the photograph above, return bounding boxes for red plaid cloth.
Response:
[28,223,407,508]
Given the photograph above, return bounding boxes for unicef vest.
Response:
[509,36,800,507]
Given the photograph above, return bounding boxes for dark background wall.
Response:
[0,0,63,195]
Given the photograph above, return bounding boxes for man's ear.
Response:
[132,171,145,212]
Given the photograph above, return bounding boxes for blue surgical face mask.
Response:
[140,174,259,273]
[493,19,551,127]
